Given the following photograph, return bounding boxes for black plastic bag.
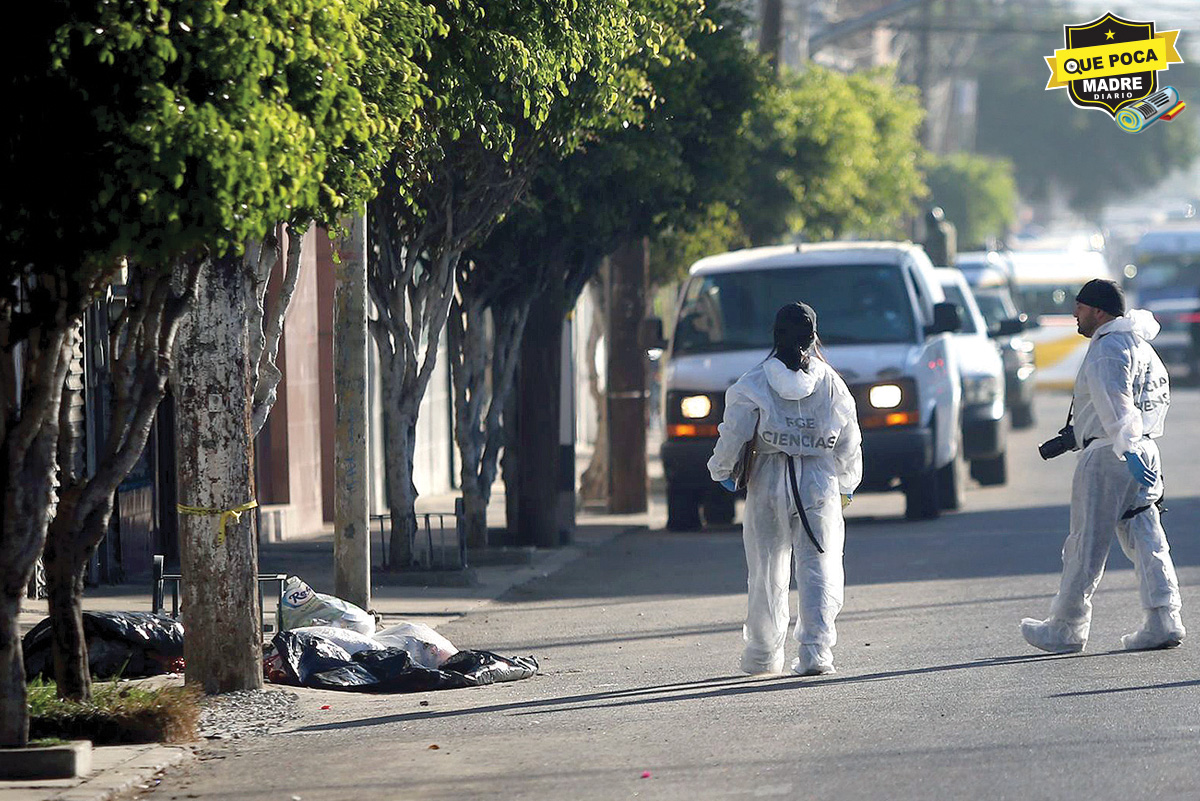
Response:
[270,630,538,693]
[23,611,185,679]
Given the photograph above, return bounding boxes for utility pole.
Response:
[606,237,648,514]
[333,209,370,610]
[760,0,784,75]
[917,0,934,149]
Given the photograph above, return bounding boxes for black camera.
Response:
[1038,424,1076,460]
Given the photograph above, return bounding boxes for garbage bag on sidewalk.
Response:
[269,630,537,693]
[22,611,185,680]
[280,576,376,635]
[288,625,382,655]
[374,622,458,668]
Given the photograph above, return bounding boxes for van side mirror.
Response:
[994,316,1026,337]
[640,316,666,350]
[926,302,962,336]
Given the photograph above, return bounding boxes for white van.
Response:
[657,241,963,527]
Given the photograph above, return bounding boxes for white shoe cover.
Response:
[1020,617,1085,654]
[1121,608,1185,651]
[792,644,835,676]
[741,652,785,675]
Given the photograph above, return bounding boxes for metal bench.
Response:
[152,555,289,634]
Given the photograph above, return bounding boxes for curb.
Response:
[17,744,194,801]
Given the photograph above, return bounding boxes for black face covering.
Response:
[1075,279,1125,317]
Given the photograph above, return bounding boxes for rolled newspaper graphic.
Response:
[1116,86,1180,133]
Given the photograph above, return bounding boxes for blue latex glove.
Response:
[1124,451,1156,487]
[719,478,737,493]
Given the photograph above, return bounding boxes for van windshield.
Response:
[672,264,916,355]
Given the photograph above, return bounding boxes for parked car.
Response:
[654,241,963,527]
[937,268,1008,486]
[1146,296,1200,380]
[961,264,1038,428]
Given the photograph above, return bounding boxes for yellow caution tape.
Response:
[177,500,259,546]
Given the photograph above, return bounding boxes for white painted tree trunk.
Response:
[449,294,531,548]
[173,254,263,694]
[578,274,608,507]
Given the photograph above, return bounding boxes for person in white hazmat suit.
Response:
[708,303,862,676]
[1022,279,1185,654]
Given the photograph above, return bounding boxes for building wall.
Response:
[281,229,326,535]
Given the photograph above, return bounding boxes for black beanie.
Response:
[1075,279,1125,317]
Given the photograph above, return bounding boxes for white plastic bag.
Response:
[280,576,376,635]
[373,622,458,669]
[288,625,382,655]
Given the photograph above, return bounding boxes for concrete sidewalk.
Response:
[10,501,654,801]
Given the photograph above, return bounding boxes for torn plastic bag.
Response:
[270,630,538,693]
[22,611,185,680]
[280,576,376,635]
[374,621,458,668]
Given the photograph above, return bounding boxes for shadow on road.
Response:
[292,650,1131,734]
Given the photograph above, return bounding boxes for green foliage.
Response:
[27,678,199,745]
[649,202,751,287]
[924,152,1018,250]
[740,66,928,244]
[372,0,699,239]
[972,13,1199,218]
[5,0,387,277]
[468,1,769,301]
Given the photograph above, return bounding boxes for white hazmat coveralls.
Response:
[1022,310,1184,653]
[709,357,862,675]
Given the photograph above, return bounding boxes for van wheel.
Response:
[666,485,703,531]
[702,490,736,527]
[904,469,941,520]
[938,450,966,511]
[1011,402,1035,429]
[971,452,1008,486]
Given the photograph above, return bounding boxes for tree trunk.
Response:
[44,260,199,702]
[42,533,88,700]
[1,325,73,746]
[378,354,418,566]
[173,253,262,694]
[607,238,648,514]
[451,290,531,549]
[515,291,564,547]
[578,273,608,507]
[0,592,28,746]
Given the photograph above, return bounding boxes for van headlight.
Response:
[961,375,1000,404]
[868,384,904,409]
[680,394,713,419]
[856,379,919,429]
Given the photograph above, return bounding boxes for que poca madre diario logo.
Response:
[1045,12,1186,133]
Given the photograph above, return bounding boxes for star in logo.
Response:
[1105,30,1115,39]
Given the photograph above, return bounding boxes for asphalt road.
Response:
[145,388,1200,801]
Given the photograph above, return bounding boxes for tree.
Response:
[459,1,768,542]
[971,12,1198,218]
[924,152,1018,250]
[740,66,928,245]
[368,0,691,564]
[7,0,401,709]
